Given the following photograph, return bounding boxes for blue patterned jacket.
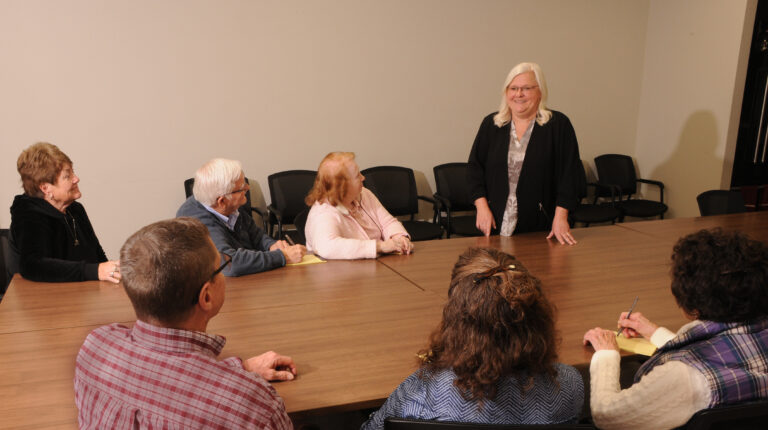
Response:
[361,364,584,429]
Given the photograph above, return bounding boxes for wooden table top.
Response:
[1,212,766,428]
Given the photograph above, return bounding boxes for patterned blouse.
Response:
[361,364,584,429]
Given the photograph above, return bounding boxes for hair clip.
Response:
[416,350,434,363]
[473,264,518,283]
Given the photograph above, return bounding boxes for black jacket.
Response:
[10,194,107,282]
[467,110,581,234]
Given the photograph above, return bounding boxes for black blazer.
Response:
[467,110,581,234]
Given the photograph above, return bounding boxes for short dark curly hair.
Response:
[670,228,768,322]
[420,247,558,403]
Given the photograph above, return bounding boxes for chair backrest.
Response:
[384,418,594,430]
[594,154,638,196]
[433,163,475,210]
[362,166,419,217]
[267,170,317,223]
[740,184,768,211]
[696,190,746,216]
[0,229,11,294]
[682,399,768,430]
[184,177,259,213]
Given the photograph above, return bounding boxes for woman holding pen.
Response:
[583,229,768,430]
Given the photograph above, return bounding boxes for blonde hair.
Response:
[305,152,356,207]
[493,62,552,128]
[17,142,73,198]
[192,158,243,206]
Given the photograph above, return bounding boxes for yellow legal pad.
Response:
[286,254,326,266]
[617,335,657,356]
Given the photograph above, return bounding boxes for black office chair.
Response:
[362,166,442,241]
[286,206,310,246]
[267,170,317,239]
[680,399,768,429]
[737,184,767,212]
[432,163,482,238]
[569,160,621,227]
[594,154,668,221]
[696,190,747,216]
[183,177,268,231]
[384,418,595,429]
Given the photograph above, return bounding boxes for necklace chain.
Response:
[64,210,79,246]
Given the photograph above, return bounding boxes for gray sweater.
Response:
[177,196,285,276]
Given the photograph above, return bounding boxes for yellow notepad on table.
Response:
[286,254,326,266]
[617,335,657,356]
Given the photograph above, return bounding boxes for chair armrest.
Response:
[267,204,285,238]
[251,206,266,219]
[637,178,664,189]
[267,204,284,219]
[250,207,268,232]
[418,195,439,223]
[417,195,436,205]
[432,193,451,210]
[637,178,665,203]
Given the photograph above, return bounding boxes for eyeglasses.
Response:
[507,85,539,95]
[223,182,250,196]
[191,253,232,305]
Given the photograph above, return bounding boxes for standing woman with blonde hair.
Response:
[10,142,120,283]
[468,62,581,244]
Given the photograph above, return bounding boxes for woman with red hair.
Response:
[304,152,412,259]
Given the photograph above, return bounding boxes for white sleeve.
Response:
[589,350,711,430]
[650,327,677,347]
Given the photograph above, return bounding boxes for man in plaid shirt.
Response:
[75,217,297,429]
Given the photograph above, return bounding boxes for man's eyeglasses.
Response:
[223,182,250,196]
[191,253,232,305]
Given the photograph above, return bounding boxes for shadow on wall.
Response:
[650,110,722,218]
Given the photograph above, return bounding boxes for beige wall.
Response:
[634,0,753,218]
[0,0,749,257]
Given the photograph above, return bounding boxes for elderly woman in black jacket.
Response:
[468,62,581,244]
[10,142,120,283]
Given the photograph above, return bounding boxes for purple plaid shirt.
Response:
[636,318,768,406]
[75,320,292,429]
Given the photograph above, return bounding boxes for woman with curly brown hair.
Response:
[361,247,584,429]
[583,228,768,430]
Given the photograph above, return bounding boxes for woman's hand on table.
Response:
[98,260,121,284]
[474,198,496,236]
[583,327,619,352]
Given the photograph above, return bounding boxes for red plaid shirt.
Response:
[75,320,292,429]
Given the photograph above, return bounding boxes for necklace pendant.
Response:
[74,239,79,246]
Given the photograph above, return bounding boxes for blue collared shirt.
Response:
[202,203,239,231]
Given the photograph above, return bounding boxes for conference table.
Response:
[0,212,765,429]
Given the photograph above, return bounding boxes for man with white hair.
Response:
[177,158,305,276]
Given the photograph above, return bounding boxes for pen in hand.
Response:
[284,234,296,246]
[617,295,639,337]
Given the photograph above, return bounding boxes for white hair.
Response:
[493,62,552,128]
[192,158,243,206]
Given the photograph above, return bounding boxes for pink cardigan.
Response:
[305,188,409,259]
